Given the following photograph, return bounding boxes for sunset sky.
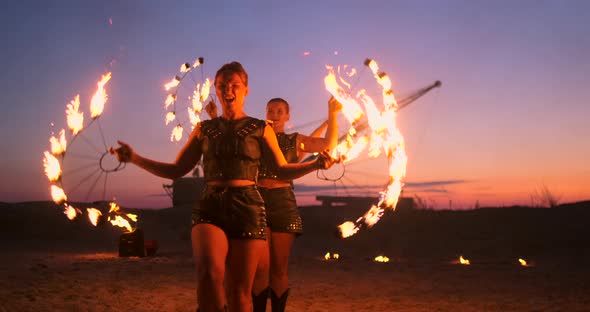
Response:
[1,0,588,209]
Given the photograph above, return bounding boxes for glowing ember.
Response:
[324,252,339,260]
[65,95,83,135]
[324,59,407,238]
[90,72,112,119]
[518,258,529,267]
[87,208,103,226]
[50,185,67,204]
[43,151,61,182]
[374,255,390,263]
[459,255,470,265]
[171,125,183,142]
[49,129,67,155]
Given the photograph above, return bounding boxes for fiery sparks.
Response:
[90,72,112,118]
[518,258,529,267]
[325,59,407,238]
[65,95,83,135]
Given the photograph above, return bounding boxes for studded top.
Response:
[258,132,299,181]
[201,117,266,182]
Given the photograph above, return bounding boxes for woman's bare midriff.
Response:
[207,179,255,187]
[258,178,291,189]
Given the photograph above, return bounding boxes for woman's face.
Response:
[215,72,248,117]
[266,101,290,132]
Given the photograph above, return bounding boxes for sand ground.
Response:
[1,201,589,311]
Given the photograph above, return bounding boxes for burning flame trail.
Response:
[162,58,212,142]
[43,71,142,233]
[324,59,407,238]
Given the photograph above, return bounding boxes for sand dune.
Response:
[1,201,589,311]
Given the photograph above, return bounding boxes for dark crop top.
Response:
[258,132,299,180]
[200,116,266,182]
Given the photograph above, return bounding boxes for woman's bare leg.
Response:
[252,227,271,295]
[192,224,228,312]
[269,232,296,296]
[225,238,267,312]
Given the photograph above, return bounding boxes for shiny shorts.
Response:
[259,186,303,235]
[192,185,267,239]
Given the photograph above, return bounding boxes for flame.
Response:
[188,107,201,126]
[164,94,176,110]
[49,129,67,155]
[164,76,180,91]
[165,112,176,125]
[171,125,183,142]
[65,95,84,135]
[362,205,385,227]
[324,252,339,260]
[109,215,133,232]
[90,72,112,119]
[43,151,61,182]
[200,78,211,102]
[50,185,67,204]
[459,255,470,265]
[518,258,528,267]
[107,202,137,232]
[64,204,81,220]
[324,65,364,122]
[192,88,203,113]
[192,57,203,68]
[325,59,407,238]
[87,208,103,226]
[180,62,191,73]
[338,221,359,238]
[374,255,390,263]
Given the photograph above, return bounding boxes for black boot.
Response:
[270,288,290,312]
[252,287,269,312]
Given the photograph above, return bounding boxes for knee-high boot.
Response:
[270,288,290,312]
[252,287,269,312]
